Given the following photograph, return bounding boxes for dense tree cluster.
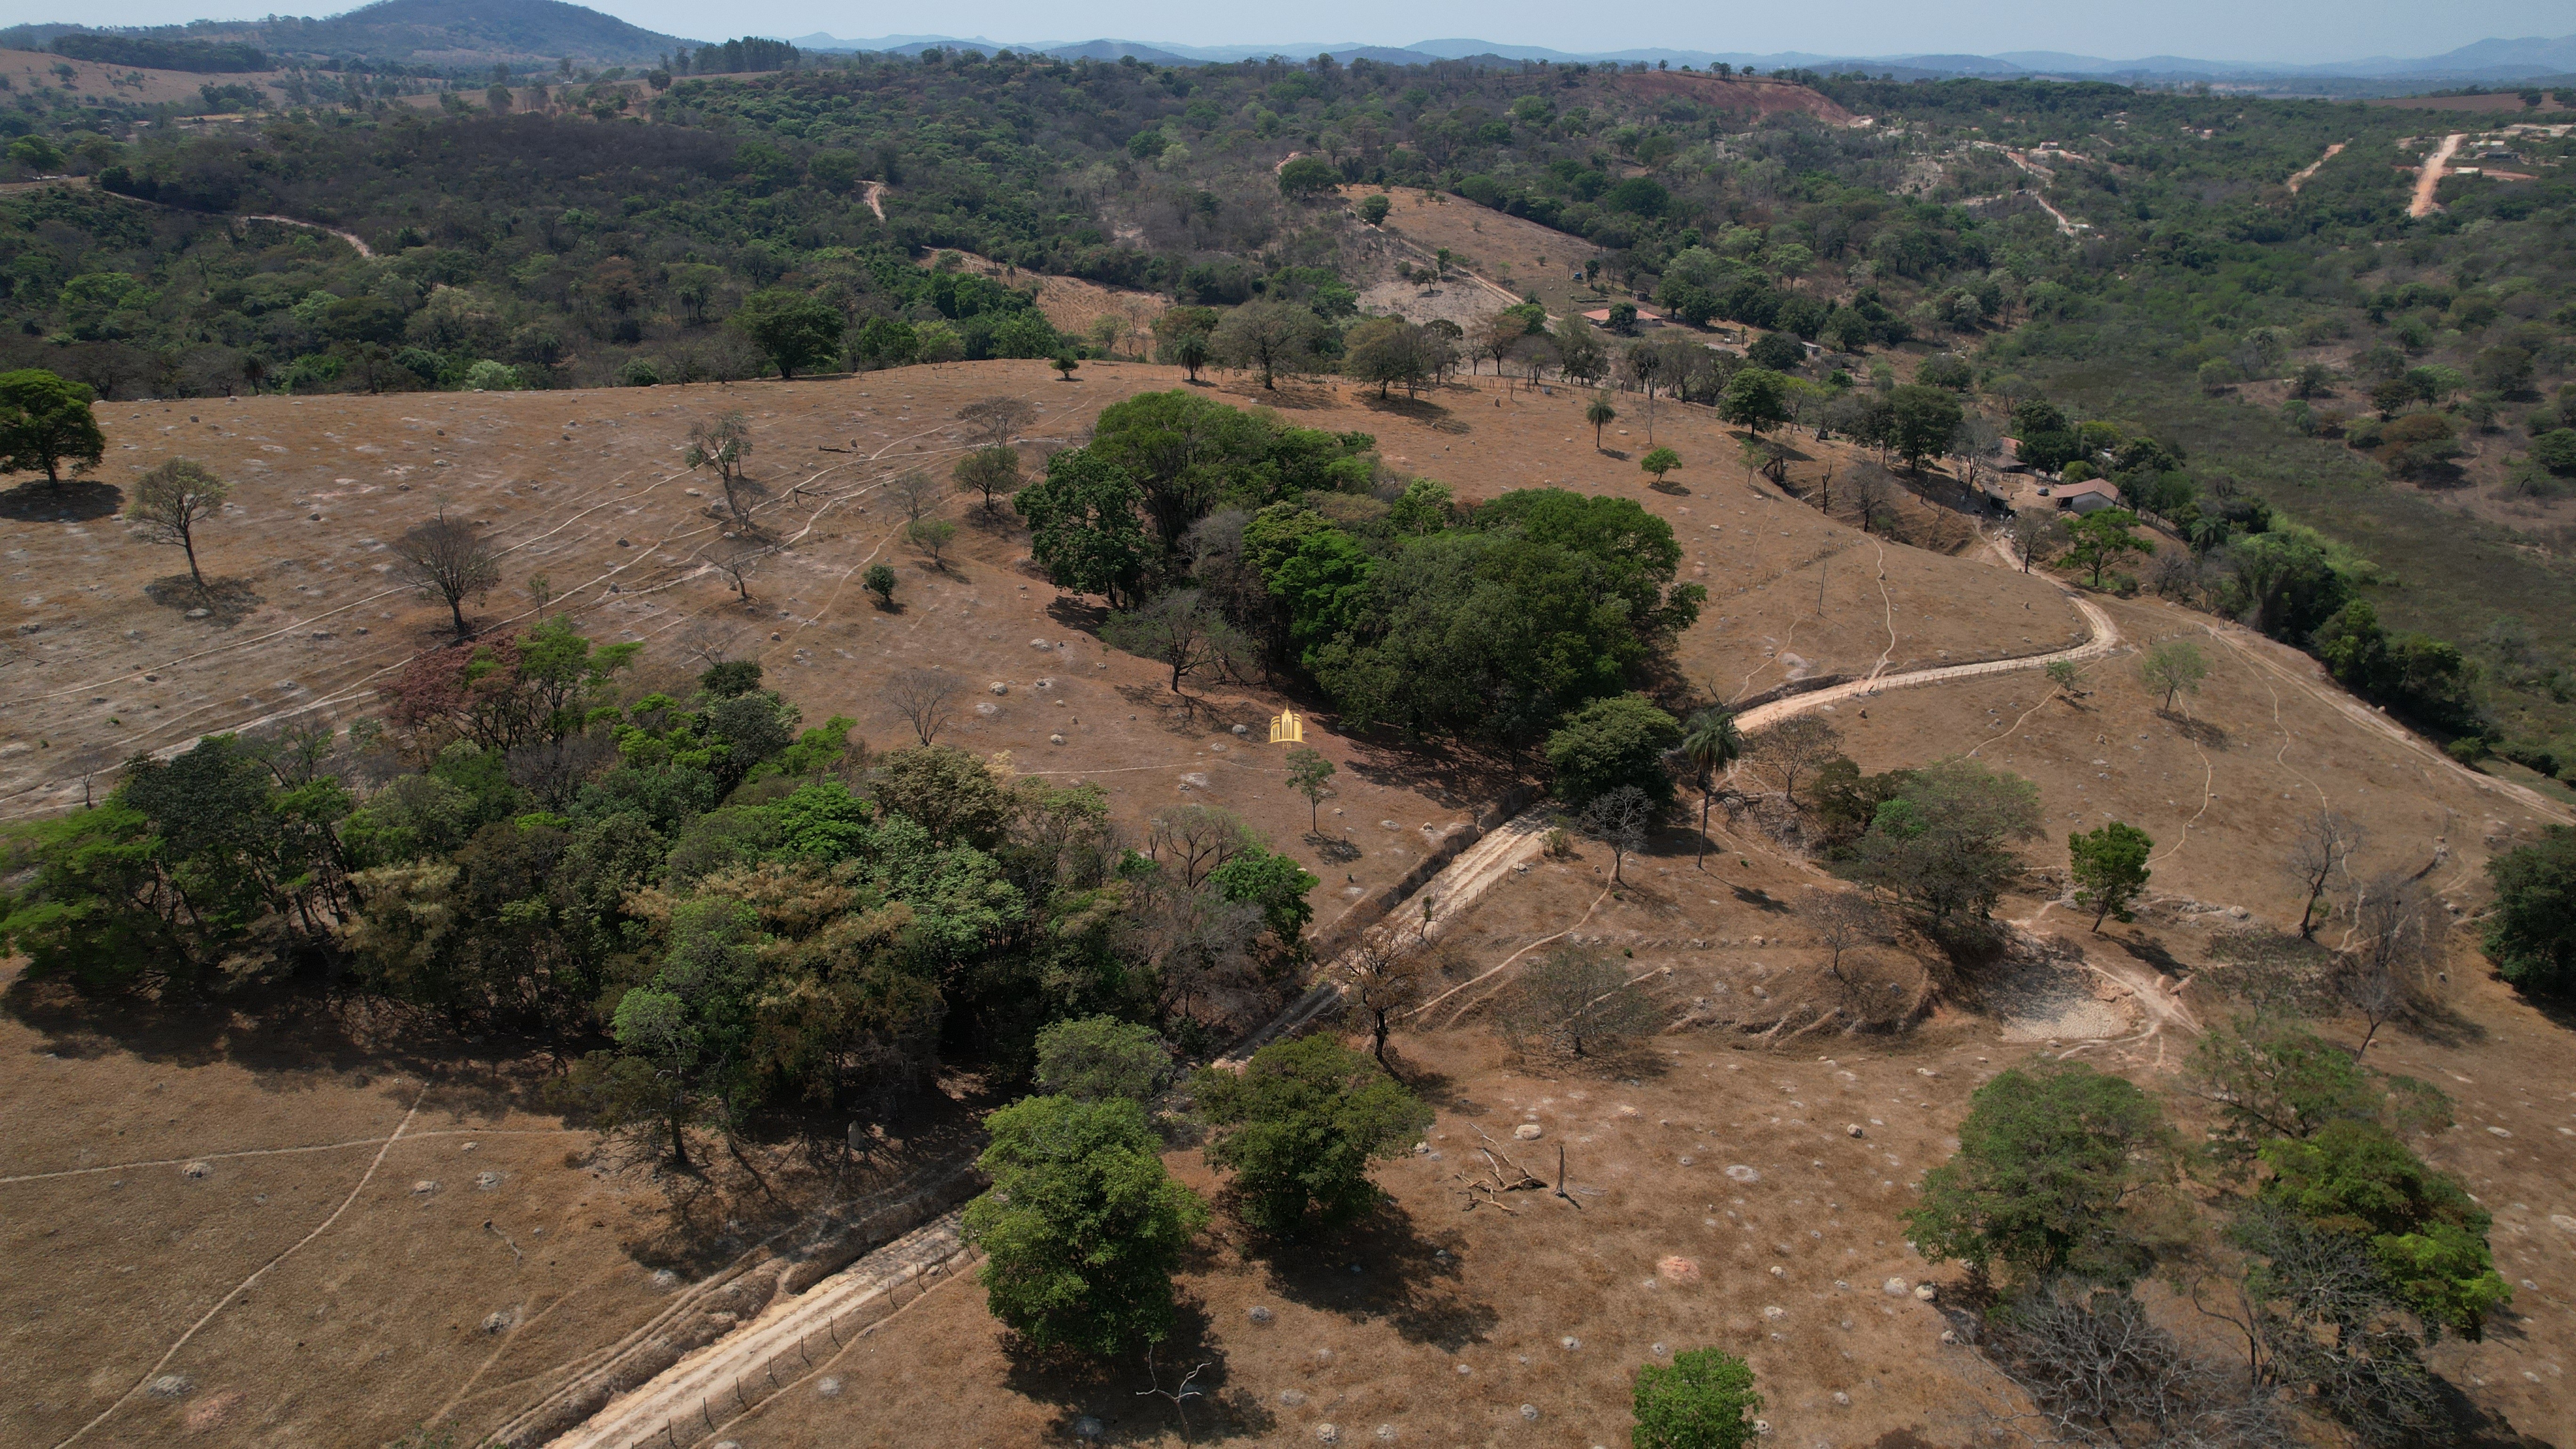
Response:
[1,631,1321,1150]
[1912,1046,2505,1447]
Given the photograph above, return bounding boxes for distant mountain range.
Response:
[794,29,2576,87]
[6,0,2572,87]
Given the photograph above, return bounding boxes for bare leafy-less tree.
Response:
[2007,510,2068,573]
[1499,945,1661,1060]
[1100,589,1251,695]
[1811,892,1889,1016]
[1344,935,1434,1071]
[1145,803,1253,889]
[684,411,762,527]
[1980,1281,2302,1449]
[1849,471,1900,536]
[2343,872,2429,1060]
[887,467,943,523]
[707,537,768,605]
[390,507,501,639]
[1750,714,1844,806]
[124,457,229,590]
[1576,785,1658,886]
[2286,809,2359,941]
[955,396,1038,450]
[882,667,962,746]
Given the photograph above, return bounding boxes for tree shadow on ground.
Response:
[1044,595,1109,633]
[2400,990,2488,1050]
[999,1299,1276,1444]
[1216,380,1333,412]
[1358,394,1458,429]
[0,477,121,522]
[1650,479,1692,495]
[1335,732,1525,819]
[2165,714,2231,749]
[2,978,545,1121]
[1731,884,1795,913]
[2430,1369,2553,1448]
[143,573,264,626]
[1242,1199,1499,1352]
[2113,933,2188,978]
[1305,831,1363,864]
[622,1080,996,1277]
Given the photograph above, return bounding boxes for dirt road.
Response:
[2410,133,2466,217]
[2286,139,2347,193]
[540,1216,973,1449]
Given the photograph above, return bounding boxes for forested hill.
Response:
[2,49,2575,776]
[5,0,697,68]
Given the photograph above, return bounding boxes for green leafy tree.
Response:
[952,444,1022,515]
[1679,708,1741,869]
[2189,1017,2450,1171]
[729,288,845,379]
[2062,507,2149,588]
[0,369,105,483]
[2139,638,2208,712]
[1638,446,1681,485]
[1194,1035,1433,1238]
[1886,383,1964,472]
[1546,693,1682,808]
[1209,845,1320,945]
[1211,300,1322,389]
[571,895,762,1168]
[1717,366,1790,435]
[1276,155,1340,198]
[2260,1121,2510,1340]
[2068,821,2151,930]
[2482,824,2576,997]
[1849,757,2042,926]
[1356,192,1391,225]
[1906,1063,2178,1286]
[1151,306,1220,382]
[1285,745,1336,832]
[906,516,959,569]
[1033,1015,1171,1101]
[1051,351,1080,381]
[1015,448,1150,607]
[124,458,229,590]
[961,1094,1207,1357]
[1632,1347,1763,1449]
[1586,392,1618,448]
[861,562,898,608]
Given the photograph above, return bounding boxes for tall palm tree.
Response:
[1586,392,1617,450]
[1680,708,1742,869]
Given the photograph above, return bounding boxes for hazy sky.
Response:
[14,0,2574,64]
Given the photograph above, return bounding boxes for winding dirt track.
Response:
[1224,556,2125,1064]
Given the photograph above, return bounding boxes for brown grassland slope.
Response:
[5,359,2576,1448]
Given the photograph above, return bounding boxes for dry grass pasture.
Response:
[0,48,295,110]
[7,359,2576,1448]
